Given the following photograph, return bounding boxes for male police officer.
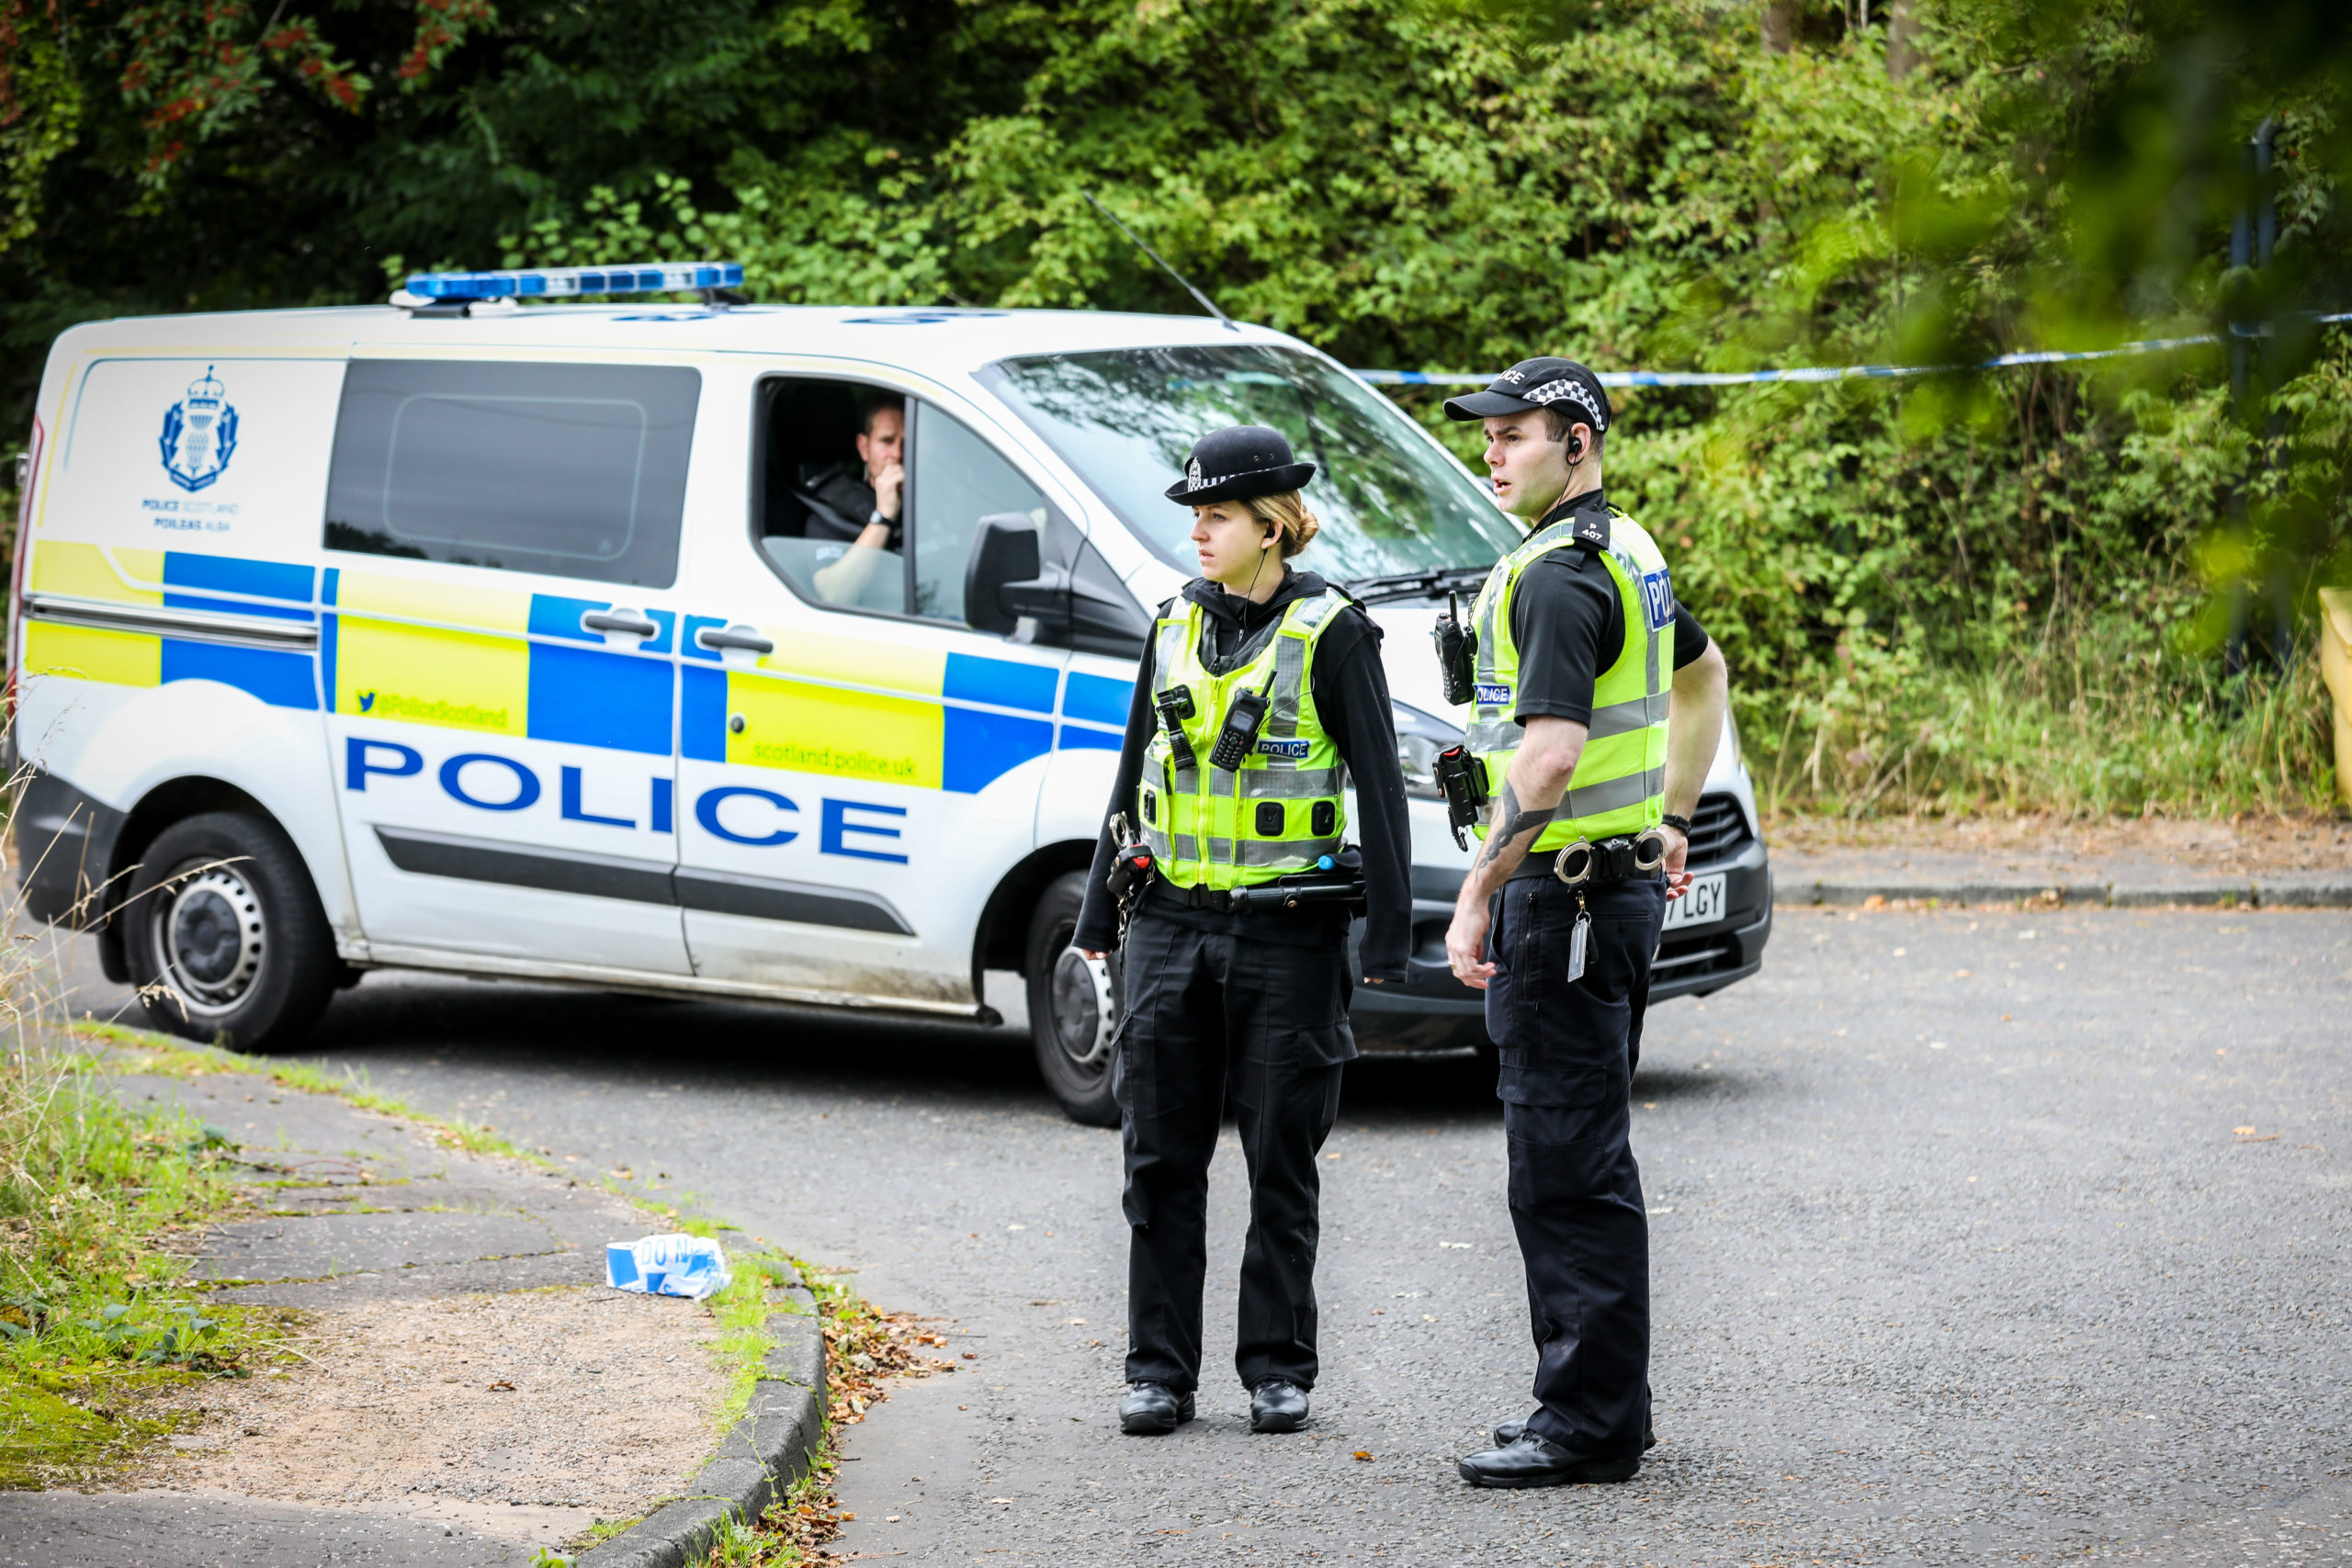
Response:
[1438,358,1729,1487]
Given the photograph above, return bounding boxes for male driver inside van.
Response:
[804,394,905,604]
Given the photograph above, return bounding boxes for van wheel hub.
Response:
[157,867,266,1013]
[1050,947,1115,1070]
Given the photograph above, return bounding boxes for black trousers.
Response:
[1485,874,1663,1459]
[1114,911,1352,1393]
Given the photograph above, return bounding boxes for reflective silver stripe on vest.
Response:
[1240,767,1342,799]
[1588,691,1671,739]
[1465,717,1524,752]
[1261,591,1336,745]
[1555,766,1667,821]
[1204,836,1342,867]
[1601,516,1664,698]
[1169,832,1200,863]
[1153,616,1198,781]
[1144,819,1175,860]
[1264,630,1309,740]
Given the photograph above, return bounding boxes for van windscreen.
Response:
[978,345,1516,582]
[323,361,699,588]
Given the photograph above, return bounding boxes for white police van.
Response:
[6,262,1771,1124]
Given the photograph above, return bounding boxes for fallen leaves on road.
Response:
[1353,1450,1374,1461]
[486,1379,514,1392]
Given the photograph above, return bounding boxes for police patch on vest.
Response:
[1640,569,1674,630]
[1256,738,1311,760]
[1475,682,1512,705]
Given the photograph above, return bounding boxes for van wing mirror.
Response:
[964,513,1063,637]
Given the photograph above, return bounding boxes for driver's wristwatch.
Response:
[1659,813,1692,835]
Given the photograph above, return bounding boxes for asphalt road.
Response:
[42,905,2352,1564]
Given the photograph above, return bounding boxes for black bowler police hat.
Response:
[1164,424,1317,505]
[1442,356,1612,432]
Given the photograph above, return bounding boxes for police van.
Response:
[6,263,1772,1124]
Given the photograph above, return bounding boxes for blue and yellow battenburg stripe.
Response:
[21,543,1134,792]
[23,542,320,710]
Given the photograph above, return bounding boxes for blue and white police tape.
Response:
[606,1233,733,1300]
[1356,313,2352,389]
[403,261,745,301]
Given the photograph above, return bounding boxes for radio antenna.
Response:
[1080,190,1238,332]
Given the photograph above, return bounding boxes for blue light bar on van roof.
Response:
[401,261,745,301]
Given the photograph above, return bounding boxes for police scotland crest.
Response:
[159,366,238,492]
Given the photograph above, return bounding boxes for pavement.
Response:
[1773,819,2352,907]
[0,1058,725,1568]
[13,890,2348,1564]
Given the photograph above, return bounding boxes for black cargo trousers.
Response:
[1114,910,1354,1394]
[1485,872,1665,1459]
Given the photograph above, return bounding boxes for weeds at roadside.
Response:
[0,1022,297,1484]
[654,1278,959,1566]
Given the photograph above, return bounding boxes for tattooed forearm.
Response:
[1475,778,1554,871]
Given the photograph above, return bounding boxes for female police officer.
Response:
[1072,424,1411,1438]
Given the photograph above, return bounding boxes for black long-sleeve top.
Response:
[1072,569,1413,983]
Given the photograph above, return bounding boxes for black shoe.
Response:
[1250,1380,1309,1434]
[1459,1432,1641,1488]
[1120,1382,1194,1435]
[1492,1416,1657,1450]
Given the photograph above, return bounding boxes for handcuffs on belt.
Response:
[1550,828,1670,888]
[1544,828,1669,983]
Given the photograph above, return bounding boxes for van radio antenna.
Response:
[1081,190,1238,333]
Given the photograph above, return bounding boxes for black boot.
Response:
[1120,1382,1194,1436]
[1492,1416,1657,1450]
[1249,1380,1309,1434]
[1457,1432,1641,1488]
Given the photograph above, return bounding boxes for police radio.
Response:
[1207,685,1272,771]
[1432,590,1478,707]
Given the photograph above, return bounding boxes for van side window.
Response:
[752,378,1045,627]
[323,360,698,589]
[753,378,911,615]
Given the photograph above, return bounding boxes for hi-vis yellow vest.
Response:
[1465,502,1675,852]
[1138,591,1348,889]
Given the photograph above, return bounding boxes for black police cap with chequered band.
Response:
[1442,356,1612,432]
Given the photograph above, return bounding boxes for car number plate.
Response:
[1662,871,1727,931]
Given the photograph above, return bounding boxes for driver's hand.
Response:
[875,459,905,520]
[1660,823,1691,900]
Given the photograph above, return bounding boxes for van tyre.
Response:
[1026,870,1121,1128]
[121,811,339,1054]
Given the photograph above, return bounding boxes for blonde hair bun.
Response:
[1248,491,1320,559]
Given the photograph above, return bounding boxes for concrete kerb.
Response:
[1797,878,2352,909]
[578,1283,828,1568]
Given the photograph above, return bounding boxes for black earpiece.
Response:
[1566,436,1588,465]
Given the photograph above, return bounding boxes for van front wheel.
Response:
[121,811,339,1054]
[1024,870,1120,1128]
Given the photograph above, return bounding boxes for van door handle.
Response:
[695,624,775,655]
[582,609,660,637]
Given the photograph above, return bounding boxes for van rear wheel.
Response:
[121,811,339,1054]
[1025,870,1120,1128]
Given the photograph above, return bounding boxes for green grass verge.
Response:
[50,1021,803,1525]
[0,1032,294,1487]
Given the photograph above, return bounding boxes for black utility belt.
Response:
[1505,829,1669,888]
[1149,873,1364,916]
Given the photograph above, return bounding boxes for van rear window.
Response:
[322,361,699,588]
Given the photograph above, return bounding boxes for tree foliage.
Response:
[1,0,2344,814]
